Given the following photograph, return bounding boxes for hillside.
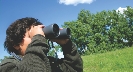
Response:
[82,47,133,72]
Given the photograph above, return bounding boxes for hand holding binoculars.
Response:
[43,24,71,39]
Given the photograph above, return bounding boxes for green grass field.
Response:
[82,47,133,72]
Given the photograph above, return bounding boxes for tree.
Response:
[62,6,133,55]
[63,10,92,54]
[47,43,62,57]
[123,6,133,46]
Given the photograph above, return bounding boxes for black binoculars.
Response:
[43,24,71,39]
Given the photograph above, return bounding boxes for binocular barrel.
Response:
[56,28,71,39]
[43,24,59,39]
[43,24,71,39]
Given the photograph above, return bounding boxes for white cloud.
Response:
[58,0,95,6]
[116,7,127,14]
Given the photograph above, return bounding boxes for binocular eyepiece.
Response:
[43,24,71,39]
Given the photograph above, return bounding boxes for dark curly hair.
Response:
[4,17,42,54]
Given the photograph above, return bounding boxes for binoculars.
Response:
[43,24,71,39]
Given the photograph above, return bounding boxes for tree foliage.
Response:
[47,43,62,57]
[62,6,133,55]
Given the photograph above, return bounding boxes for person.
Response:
[0,17,83,72]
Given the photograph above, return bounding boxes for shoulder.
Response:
[0,56,18,66]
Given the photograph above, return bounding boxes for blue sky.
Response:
[0,0,133,59]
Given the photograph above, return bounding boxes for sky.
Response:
[0,0,133,59]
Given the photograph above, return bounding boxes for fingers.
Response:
[29,25,45,38]
[60,28,63,30]
[31,25,44,29]
[37,25,45,28]
[30,25,44,31]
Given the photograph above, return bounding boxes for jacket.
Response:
[0,34,83,72]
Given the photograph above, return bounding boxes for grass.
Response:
[82,47,133,72]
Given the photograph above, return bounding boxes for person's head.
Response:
[4,17,42,55]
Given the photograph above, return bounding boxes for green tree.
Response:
[47,44,61,57]
[62,6,133,55]
[123,6,133,46]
